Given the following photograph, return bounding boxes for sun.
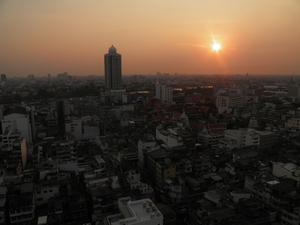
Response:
[212,41,222,52]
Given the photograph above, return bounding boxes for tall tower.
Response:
[104,45,122,90]
[1,74,6,82]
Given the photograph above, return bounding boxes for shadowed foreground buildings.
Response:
[2,74,300,225]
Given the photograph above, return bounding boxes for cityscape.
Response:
[1,45,300,225]
[1,1,300,225]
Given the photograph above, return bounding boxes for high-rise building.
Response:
[104,45,122,90]
[1,74,6,82]
[28,74,34,80]
[155,80,173,102]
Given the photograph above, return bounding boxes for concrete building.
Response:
[106,197,163,225]
[281,207,300,225]
[198,123,226,148]
[9,183,36,224]
[1,126,21,151]
[156,80,173,103]
[255,130,277,149]
[219,129,260,150]
[288,84,300,98]
[137,135,156,169]
[111,89,127,102]
[1,74,6,86]
[105,45,122,90]
[82,123,100,140]
[156,125,184,148]
[1,106,32,143]
[0,187,7,224]
[28,74,34,80]
[11,138,27,169]
[215,93,247,113]
[36,170,60,207]
[272,162,300,187]
[285,118,300,130]
[0,74,6,82]
[65,118,82,141]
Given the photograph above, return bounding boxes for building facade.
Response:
[104,45,122,90]
[156,80,173,102]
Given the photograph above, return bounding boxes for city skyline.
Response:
[1,0,300,77]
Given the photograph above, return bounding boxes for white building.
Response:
[1,126,21,151]
[215,94,247,114]
[156,125,183,148]
[105,45,122,90]
[272,162,300,187]
[65,118,82,140]
[219,129,260,150]
[106,197,163,225]
[156,80,173,102]
[1,106,32,143]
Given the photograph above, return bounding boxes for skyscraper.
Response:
[1,74,6,82]
[104,45,122,90]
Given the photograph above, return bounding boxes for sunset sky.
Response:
[1,0,300,77]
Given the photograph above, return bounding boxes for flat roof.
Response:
[282,163,299,172]
[37,216,48,225]
[128,199,163,222]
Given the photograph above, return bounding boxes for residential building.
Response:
[285,118,300,130]
[9,182,36,224]
[1,106,32,143]
[255,130,277,149]
[288,84,300,98]
[65,118,82,140]
[156,80,173,102]
[198,123,226,148]
[137,135,156,169]
[106,197,163,225]
[0,74,6,82]
[1,126,21,151]
[110,89,127,102]
[219,129,260,150]
[272,162,300,187]
[11,138,27,169]
[156,124,184,148]
[215,93,247,113]
[281,206,300,225]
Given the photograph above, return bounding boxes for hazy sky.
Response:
[1,0,300,77]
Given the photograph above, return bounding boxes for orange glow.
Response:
[212,41,222,52]
[0,1,299,76]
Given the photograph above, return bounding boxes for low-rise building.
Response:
[106,197,164,225]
